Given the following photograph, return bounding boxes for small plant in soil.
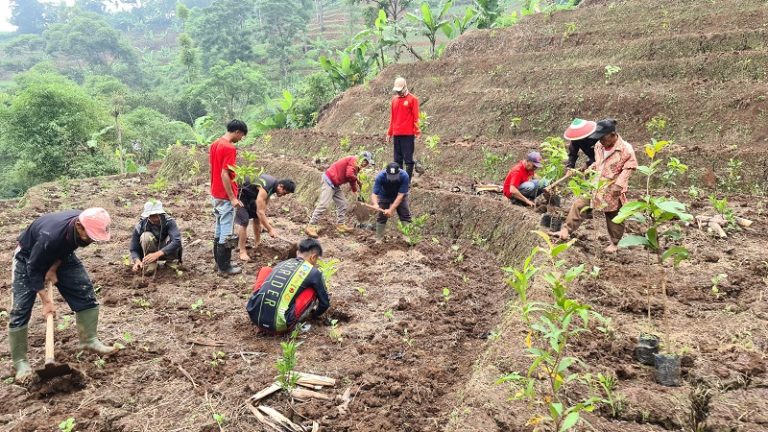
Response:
[708,195,737,230]
[210,351,226,368]
[710,273,727,299]
[418,111,430,133]
[661,157,688,187]
[339,136,351,151]
[498,232,607,431]
[122,331,135,344]
[230,151,264,187]
[58,418,77,432]
[425,135,440,153]
[328,319,343,344]
[562,22,577,41]
[645,115,668,138]
[384,309,394,321]
[719,158,743,192]
[398,214,429,246]
[276,330,300,394]
[589,266,601,279]
[688,185,701,200]
[355,287,366,297]
[441,288,451,302]
[604,65,621,83]
[212,413,226,428]
[593,372,625,418]
[94,357,106,369]
[358,169,374,202]
[402,328,414,347]
[688,382,713,432]
[190,298,211,316]
[317,258,340,287]
[57,315,72,331]
[132,297,151,309]
[150,176,168,193]
[509,116,522,130]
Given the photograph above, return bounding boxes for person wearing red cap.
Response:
[503,151,549,207]
[556,119,638,253]
[563,118,599,170]
[386,77,420,180]
[8,208,115,382]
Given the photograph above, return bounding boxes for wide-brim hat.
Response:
[563,118,598,141]
[141,200,166,218]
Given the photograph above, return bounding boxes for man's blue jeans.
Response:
[9,250,97,329]
[212,198,236,244]
[518,179,549,200]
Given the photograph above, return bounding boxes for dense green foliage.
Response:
[0,0,565,197]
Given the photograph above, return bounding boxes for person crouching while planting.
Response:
[246,238,330,335]
[503,151,549,208]
[305,151,375,238]
[236,174,296,262]
[555,118,638,253]
[370,162,412,243]
[129,200,183,274]
[8,208,116,382]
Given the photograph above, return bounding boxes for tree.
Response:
[186,0,258,68]
[10,0,50,34]
[0,70,116,196]
[407,1,453,59]
[178,33,200,82]
[193,60,270,122]
[122,107,195,163]
[256,0,311,79]
[473,0,500,28]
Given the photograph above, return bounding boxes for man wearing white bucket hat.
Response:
[129,200,183,274]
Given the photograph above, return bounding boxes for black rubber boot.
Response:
[217,246,242,275]
[213,238,220,271]
[405,163,415,180]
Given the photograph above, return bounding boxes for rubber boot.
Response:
[8,325,33,382]
[375,223,386,243]
[213,238,220,272]
[217,246,242,275]
[76,307,116,355]
[405,163,415,181]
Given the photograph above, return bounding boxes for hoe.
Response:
[36,283,75,381]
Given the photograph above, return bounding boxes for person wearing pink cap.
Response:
[563,118,599,170]
[8,208,116,382]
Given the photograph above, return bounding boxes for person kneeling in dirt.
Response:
[555,119,638,253]
[237,175,296,262]
[503,151,549,208]
[130,200,183,274]
[8,208,116,382]
[305,151,375,238]
[370,162,412,242]
[246,238,330,335]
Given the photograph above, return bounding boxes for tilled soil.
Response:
[0,175,508,432]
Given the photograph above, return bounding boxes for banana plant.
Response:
[407,1,454,59]
[452,6,477,35]
[318,41,378,90]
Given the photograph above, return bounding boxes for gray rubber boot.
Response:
[8,325,32,382]
[76,307,116,355]
[375,223,386,243]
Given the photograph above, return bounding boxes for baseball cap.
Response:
[360,151,375,165]
[526,151,543,168]
[78,207,111,242]
[392,77,407,92]
[588,118,618,140]
[386,162,401,181]
[563,118,598,141]
[141,200,166,218]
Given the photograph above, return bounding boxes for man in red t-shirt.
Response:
[503,151,548,207]
[209,119,248,275]
[386,77,420,180]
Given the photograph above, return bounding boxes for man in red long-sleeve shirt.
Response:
[387,77,420,180]
[306,151,374,238]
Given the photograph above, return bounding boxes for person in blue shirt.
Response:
[370,162,412,242]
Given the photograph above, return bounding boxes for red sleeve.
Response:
[346,159,359,192]
[252,267,273,293]
[412,95,420,136]
[387,97,395,137]
[503,170,514,198]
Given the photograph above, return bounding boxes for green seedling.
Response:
[276,330,300,393]
[384,309,394,321]
[562,22,577,41]
[398,214,429,246]
[213,413,226,427]
[708,195,737,230]
[402,328,414,347]
[589,266,601,279]
[661,157,688,187]
[510,117,522,130]
[418,111,430,133]
[122,331,135,344]
[688,185,701,200]
[355,287,367,297]
[318,258,341,287]
[329,319,343,344]
[93,357,106,369]
[150,177,168,193]
[442,288,451,302]
[711,273,727,299]
[339,136,351,151]
[58,418,77,432]
[595,372,625,418]
[191,298,204,311]
[122,254,132,267]
[132,298,151,308]
[540,136,569,182]
[604,65,621,83]
[719,158,743,192]
[210,351,226,368]
[425,135,440,153]
[57,315,72,331]
[646,115,668,138]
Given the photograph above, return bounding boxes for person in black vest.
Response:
[246,238,330,335]
[236,174,296,262]
[129,200,183,274]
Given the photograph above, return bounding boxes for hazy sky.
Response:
[0,0,76,33]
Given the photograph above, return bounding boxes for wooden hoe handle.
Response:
[44,282,55,365]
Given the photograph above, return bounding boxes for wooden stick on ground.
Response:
[251,383,281,401]
[291,387,331,401]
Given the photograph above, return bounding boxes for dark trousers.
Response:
[376,195,413,225]
[10,251,97,328]
[393,135,415,178]
[565,198,625,245]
